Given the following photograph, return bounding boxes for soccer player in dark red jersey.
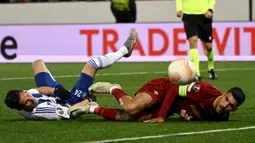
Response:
[68,78,245,122]
[144,81,244,122]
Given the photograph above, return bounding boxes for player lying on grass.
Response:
[4,29,138,120]
[68,78,245,122]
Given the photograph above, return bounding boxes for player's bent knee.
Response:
[188,36,198,45]
[32,59,45,71]
[32,59,44,67]
[82,64,97,78]
[204,42,212,49]
[32,59,49,75]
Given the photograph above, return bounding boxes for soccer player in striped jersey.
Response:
[4,29,138,120]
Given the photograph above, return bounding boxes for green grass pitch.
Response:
[0,62,255,143]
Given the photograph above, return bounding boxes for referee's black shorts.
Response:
[182,14,213,43]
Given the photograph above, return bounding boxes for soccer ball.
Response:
[168,58,197,85]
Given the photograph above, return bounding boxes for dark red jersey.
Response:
[174,82,230,121]
[135,78,229,121]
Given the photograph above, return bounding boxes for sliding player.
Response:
[70,78,245,122]
[4,29,138,120]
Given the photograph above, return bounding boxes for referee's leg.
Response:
[200,18,217,80]
[182,14,201,79]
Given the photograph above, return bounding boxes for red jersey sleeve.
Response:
[158,85,179,120]
[186,82,222,101]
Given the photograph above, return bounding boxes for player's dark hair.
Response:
[4,90,23,110]
[227,87,245,106]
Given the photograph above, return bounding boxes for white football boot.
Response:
[68,102,98,119]
[88,82,121,94]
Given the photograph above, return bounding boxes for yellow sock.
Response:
[206,47,215,70]
[189,48,200,76]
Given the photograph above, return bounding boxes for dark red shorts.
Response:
[135,78,174,103]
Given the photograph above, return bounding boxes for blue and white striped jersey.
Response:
[17,89,70,120]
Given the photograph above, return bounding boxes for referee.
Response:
[111,0,136,23]
[176,0,217,80]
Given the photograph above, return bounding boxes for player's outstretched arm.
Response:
[143,86,179,123]
[143,117,165,123]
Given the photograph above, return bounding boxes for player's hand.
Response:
[180,109,193,121]
[204,10,213,19]
[177,11,183,18]
[143,117,165,123]
[54,87,72,100]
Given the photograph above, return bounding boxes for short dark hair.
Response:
[227,87,245,106]
[4,90,23,110]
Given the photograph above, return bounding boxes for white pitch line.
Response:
[0,67,255,81]
[82,126,255,143]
